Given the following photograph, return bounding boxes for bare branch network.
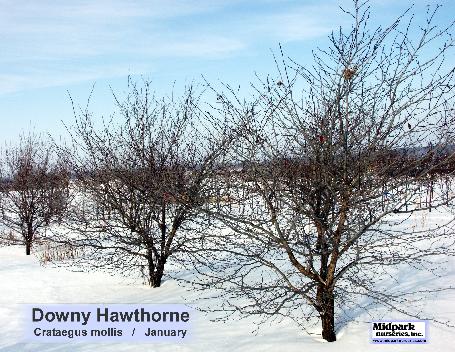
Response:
[0,0,454,343]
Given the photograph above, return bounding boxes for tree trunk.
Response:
[147,253,165,288]
[25,222,33,255]
[321,299,336,342]
[152,260,165,288]
[317,285,336,342]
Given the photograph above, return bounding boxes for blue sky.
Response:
[0,0,453,143]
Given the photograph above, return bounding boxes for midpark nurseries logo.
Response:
[23,304,193,343]
[370,321,428,344]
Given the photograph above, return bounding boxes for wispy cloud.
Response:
[243,3,343,42]
[0,0,351,94]
[0,64,152,95]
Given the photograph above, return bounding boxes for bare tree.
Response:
[0,136,70,255]
[186,1,455,342]
[63,81,232,287]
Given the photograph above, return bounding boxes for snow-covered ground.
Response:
[1,209,455,351]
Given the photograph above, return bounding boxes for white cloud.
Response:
[0,0,350,94]
[0,64,152,95]
[155,37,246,58]
[248,3,342,42]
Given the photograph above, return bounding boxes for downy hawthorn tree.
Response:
[63,81,232,287]
[0,136,69,255]
[187,0,455,342]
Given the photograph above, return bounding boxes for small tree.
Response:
[187,1,455,342]
[0,136,69,255]
[64,81,231,287]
